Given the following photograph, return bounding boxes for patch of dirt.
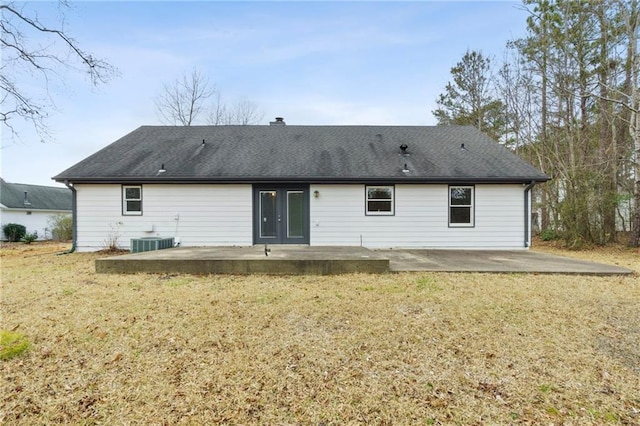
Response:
[94,248,130,256]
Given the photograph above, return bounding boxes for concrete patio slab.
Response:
[95,245,633,275]
[95,245,389,275]
[377,249,633,275]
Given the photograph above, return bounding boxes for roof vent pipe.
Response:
[400,144,408,153]
[270,117,286,126]
[23,191,31,206]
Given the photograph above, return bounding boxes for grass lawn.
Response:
[1,242,639,425]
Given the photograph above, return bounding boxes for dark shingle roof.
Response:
[53,125,549,183]
[0,178,72,211]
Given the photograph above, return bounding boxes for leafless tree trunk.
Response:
[623,0,640,246]
[207,95,263,125]
[230,98,264,125]
[155,69,263,126]
[154,68,216,126]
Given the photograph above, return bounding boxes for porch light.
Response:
[313,190,320,198]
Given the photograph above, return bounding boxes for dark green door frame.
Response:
[253,185,310,244]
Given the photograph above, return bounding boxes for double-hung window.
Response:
[366,186,394,215]
[122,185,142,215]
[449,185,474,227]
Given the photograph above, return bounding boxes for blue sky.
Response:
[1,1,529,187]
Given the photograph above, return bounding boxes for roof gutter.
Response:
[1,207,71,213]
[523,180,537,248]
[53,176,551,185]
[58,180,77,254]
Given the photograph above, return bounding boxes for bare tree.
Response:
[209,97,263,125]
[618,0,640,246]
[154,68,216,126]
[155,68,263,126]
[230,98,264,125]
[1,1,116,141]
[208,92,228,126]
[500,0,639,247]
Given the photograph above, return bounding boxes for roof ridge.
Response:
[137,124,453,129]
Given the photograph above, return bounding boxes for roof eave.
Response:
[0,207,72,212]
[54,175,551,185]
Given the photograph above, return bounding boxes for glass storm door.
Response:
[254,186,309,244]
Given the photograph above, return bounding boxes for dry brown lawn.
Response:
[1,242,639,425]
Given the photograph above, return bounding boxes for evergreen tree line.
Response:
[434,0,640,247]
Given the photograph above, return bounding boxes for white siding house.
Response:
[75,184,252,251]
[73,182,531,252]
[54,123,548,252]
[310,184,529,249]
[0,179,72,240]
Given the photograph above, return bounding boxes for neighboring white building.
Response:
[0,178,72,240]
[53,121,550,252]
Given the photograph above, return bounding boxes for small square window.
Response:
[366,186,394,215]
[449,186,474,227]
[123,185,142,215]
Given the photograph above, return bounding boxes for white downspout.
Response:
[59,180,77,254]
[524,181,536,248]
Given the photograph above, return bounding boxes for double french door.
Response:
[253,186,310,244]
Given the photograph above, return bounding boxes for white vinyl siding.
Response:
[310,183,526,249]
[1,209,71,240]
[75,184,252,252]
[74,182,528,252]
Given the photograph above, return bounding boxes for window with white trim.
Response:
[366,185,394,215]
[449,185,474,226]
[122,185,142,215]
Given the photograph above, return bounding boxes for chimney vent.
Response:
[270,117,286,126]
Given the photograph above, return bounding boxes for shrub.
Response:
[540,228,559,241]
[48,214,72,241]
[2,223,26,242]
[102,222,122,251]
[21,231,38,244]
